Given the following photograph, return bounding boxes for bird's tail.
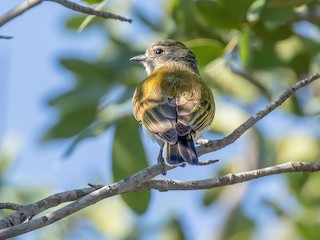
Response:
[164,135,198,166]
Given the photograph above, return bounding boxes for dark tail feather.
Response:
[164,142,185,166]
[178,135,198,165]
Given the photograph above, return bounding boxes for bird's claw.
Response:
[157,155,167,175]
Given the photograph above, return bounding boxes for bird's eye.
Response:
[155,48,163,55]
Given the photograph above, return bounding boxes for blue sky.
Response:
[0,0,111,188]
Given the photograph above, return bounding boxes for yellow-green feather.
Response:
[132,63,215,143]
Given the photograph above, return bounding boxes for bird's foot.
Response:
[157,155,167,175]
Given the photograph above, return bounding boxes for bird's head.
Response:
[130,39,199,75]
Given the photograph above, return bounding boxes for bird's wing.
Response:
[132,66,215,143]
[132,71,178,144]
[176,91,214,135]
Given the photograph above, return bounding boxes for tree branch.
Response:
[0,72,319,238]
[0,0,42,27]
[47,0,132,23]
[0,163,165,238]
[143,161,320,191]
[0,0,132,28]
[0,35,13,39]
[0,203,22,211]
[1,161,320,238]
[196,72,320,156]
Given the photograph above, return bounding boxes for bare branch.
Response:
[0,73,319,238]
[0,0,42,27]
[0,186,100,230]
[196,72,320,156]
[0,0,132,28]
[0,35,13,39]
[47,0,132,23]
[0,203,22,211]
[0,163,164,238]
[144,161,320,191]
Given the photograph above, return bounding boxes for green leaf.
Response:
[162,216,186,240]
[252,40,283,69]
[223,207,255,240]
[252,22,292,41]
[43,106,96,140]
[260,5,297,23]
[266,0,312,7]
[202,188,223,206]
[65,100,133,156]
[64,121,112,156]
[65,15,101,30]
[169,0,200,35]
[289,52,311,76]
[185,38,224,68]
[247,0,266,22]
[238,26,252,70]
[60,59,114,83]
[195,0,254,29]
[112,117,150,214]
[81,0,104,5]
[48,86,105,113]
[78,0,109,32]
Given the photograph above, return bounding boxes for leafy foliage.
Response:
[3,0,319,239]
[112,117,150,214]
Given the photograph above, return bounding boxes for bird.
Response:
[131,39,215,167]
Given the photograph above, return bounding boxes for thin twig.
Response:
[196,72,320,156]
[0,35,13,39]
[0,0,42,27]
[46,0,132,23]
[0,0,131,28]
[0,203,22,211]
[144,161,320,191]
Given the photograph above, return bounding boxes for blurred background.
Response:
[1,0,320,239]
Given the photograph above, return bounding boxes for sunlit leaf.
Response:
[88,198,134,238]
[276,133,320,163]
[205,58,260,102]
[78,0,109,32]
[81,0,104,4]
[212,102,248,134]
[266,0,312,7]
[238,25,252,70]
[247,0,266,22]
[66,15,100,30]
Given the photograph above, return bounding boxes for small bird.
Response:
[131,39,215,167]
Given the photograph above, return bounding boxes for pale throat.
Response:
[144,60,198,76]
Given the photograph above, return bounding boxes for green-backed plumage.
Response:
[131,40,215,166]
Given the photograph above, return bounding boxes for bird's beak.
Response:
[130,54,147,62]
